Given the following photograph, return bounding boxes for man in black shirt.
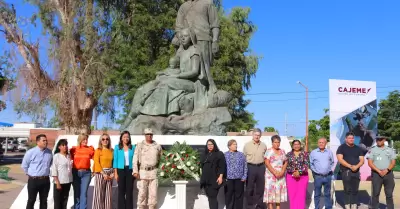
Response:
[336,132,365,209]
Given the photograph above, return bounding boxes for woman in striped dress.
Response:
[92,133,114,209]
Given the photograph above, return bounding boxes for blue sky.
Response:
[1,0,400,136]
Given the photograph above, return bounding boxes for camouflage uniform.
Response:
[133,140,162,209]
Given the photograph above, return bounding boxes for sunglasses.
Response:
[102,138,110,141]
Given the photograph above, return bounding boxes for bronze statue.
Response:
[121,1,231,135]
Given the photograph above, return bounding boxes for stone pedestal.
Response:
[125,107,231,135]
[173,180,189,209]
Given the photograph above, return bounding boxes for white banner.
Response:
[329,79,377,181]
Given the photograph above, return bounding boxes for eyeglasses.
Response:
[102,138,110,141]
[207,144,214,146]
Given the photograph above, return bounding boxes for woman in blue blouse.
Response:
[113,131,135,209]
[224,139,247,209]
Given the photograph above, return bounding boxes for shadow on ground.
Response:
[335,190,386,209]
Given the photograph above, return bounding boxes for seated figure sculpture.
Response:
[156,56,181,78]
[121,28,232,135]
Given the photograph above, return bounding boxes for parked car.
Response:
[1,140,19,152]
[18,140,29,152]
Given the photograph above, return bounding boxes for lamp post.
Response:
[297,81,308,144]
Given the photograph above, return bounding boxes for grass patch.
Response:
[395,156,400,172]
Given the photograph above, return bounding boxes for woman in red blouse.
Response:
[285,139,309,209]
[70,133,95,209]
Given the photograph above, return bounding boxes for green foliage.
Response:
[158,142,201,182]
[308,108,330,148]
[394,155,400,172]
[104,0,181,124]
[0,51,15,112]
[213,7,260,131]
[46,115,61,128]
[28,142,37,150]
[264,126,278,133]
[393,141,400,153]
[378,90,400,141]
[105,2,259,131]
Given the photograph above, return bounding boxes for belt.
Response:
[75,169,90,172]
[141,166,157,171]
[29,176,49,180]
[313,171,332,177]
[248,163,264,166]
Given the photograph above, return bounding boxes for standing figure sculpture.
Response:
[174,0,220,93]
[121,1,232,135]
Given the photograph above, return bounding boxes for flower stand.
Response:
[173,180,188,209]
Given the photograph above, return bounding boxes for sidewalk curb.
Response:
[10,180,26,186]
[0,179,25,186]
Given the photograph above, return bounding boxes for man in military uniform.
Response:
[367,136,396,209]
[133,128,162,209]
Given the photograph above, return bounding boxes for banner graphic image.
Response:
[329,79,377,180]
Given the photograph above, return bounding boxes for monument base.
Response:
[126,107,232,135]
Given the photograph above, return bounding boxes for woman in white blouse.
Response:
[51,139,73,209]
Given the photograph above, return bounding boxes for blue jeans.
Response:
[313,174,332,209]
[72,169,91,209]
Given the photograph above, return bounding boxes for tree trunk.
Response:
[59,83,97,135]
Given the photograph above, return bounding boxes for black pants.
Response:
[205,186,220,209]
[26,177,50,209]
[225,179,245,209]
[371,171,395,209]
[341,169,360,205]
[53,183,72,209]
[117,167,134,209]
[246,164,265,209]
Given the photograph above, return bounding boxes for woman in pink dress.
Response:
[286,139,309,209]
[263,135,288,209]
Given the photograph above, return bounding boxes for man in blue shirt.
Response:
[310,137,334,209]
[21,134,53,209]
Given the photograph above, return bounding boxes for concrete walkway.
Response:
[0,164,27,209]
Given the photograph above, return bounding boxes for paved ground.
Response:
[1,155,399,209]
[0,153,27,209]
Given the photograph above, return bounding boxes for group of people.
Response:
[21,128,396,209]
[200,129,396,209]
[21,128,161,209]
[199,129,315,209]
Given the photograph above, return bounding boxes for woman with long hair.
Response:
[92,133,114,209]
[200,139,226,209]
[51,139,73,209]
[263,135,288,209]
[286,139,309,209]
[112,131,135,209]
[70,134,95,209]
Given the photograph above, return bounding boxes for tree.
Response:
[264,126,278,133]
[215,8,260,131]
[105,2,259,131]
[0,51,14,111]
[0,0,119,133]
[378,90,400,141]
[308,108,330,147]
